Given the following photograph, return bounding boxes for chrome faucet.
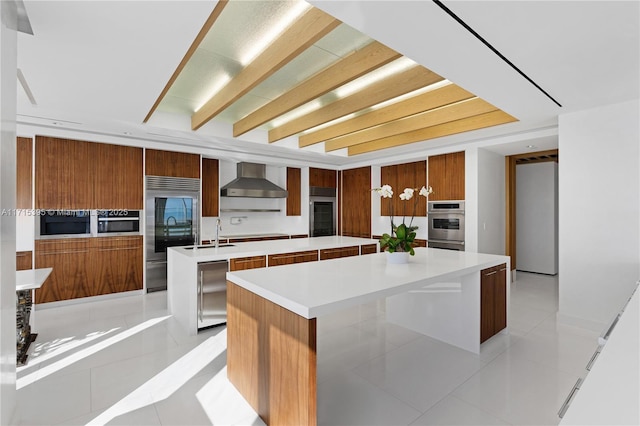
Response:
[214,218,222,248]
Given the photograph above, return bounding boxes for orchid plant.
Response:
[372,184,433,255]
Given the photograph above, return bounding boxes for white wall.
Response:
[477,148,505,255]
[201,160,308,240]
[516,162,558,274]
[0,2,17,422]
[464,148,479,253]
[559,99,640,328]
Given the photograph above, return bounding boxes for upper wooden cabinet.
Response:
[428,151,465,201]
[380,160,426,217]
[145,149,200,178]
[35,136,143,210]
[17,137,32,209]
[91,143,143,209]
[341,166,371,238]
[202,158,219,217]
[309,167,336,188]
[35,136,92,209]
[286,167,301,216]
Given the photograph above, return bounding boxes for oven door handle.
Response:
[428,239,464,245]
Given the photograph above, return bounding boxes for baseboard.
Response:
[34,289,144,310]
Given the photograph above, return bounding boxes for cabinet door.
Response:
[35,239,91,303]
[35,136,92,209]
[230,256,267,271]
[381,161,427,216]
[286,167,301,216]
[309,167,336,188]
[480,266,497,343]
[90,236,143,295]
[145,149,200,178]
[341,166,371,238]
[427,154,447,201]
[202,158,219,217]
[360,244,378,255]
[268,250,318,267]
[319,246,359,260]
[495,264,508,333]
[16,251,32,271]
[91,143,143,209]
[446,151,465,200]
[17,137,32,210]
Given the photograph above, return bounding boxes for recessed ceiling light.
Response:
[526,145,537,149]
[123,131,132,136]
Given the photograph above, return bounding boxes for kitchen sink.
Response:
[185,244,235,250]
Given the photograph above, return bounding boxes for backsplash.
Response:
[201,214,308,240]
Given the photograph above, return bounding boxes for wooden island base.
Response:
[227,281,317,426]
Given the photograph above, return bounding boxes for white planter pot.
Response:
[385,251,410,264]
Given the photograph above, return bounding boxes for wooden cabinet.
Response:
[16,251,32,271]
[341,166,371,238]
[286,167,301,216]
[309,167,336,188]
[428,151,465,201]
[90,236,143,295]
[35,136,92,209]
[413,239,427,248]
[290,234,309,239]
[268,250,318,267]
[17,137,32,209]
[91,143,143,209]
[480,263,507,343]
[380,160,426,216]
[360,244,378,255]
[35,136,143,210]
[230,256,267,271]
[202,158,219,217]
[35,238,91,303]
[319,246,359,260]
[35,236,143,303]
[145,149,200,178]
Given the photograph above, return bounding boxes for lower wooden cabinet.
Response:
[319,246,359,260]
[268,250,318,267]
[35,236,143,304]
[91,236,143,295]
[360,244,378,255]
[35,238,91,304]
[230,255,267,271]
[480,263,507,343]
[16,251,33,271]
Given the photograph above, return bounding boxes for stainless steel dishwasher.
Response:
[197,260,228,330]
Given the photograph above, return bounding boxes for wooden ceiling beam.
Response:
[299,84,474,147]
[325,97,497,151]
[143,0,229,123]
[268,66,444,143]
[191,7,340,131]
[233,41,401,137]
[348,110,518,155]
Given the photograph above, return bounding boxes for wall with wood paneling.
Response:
[380,160,426,217]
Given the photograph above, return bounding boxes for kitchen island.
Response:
[167,236,380,334]
[226,247,510,425]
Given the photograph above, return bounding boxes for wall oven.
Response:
[36,210,93,239]
[309,186,336,237]
[146,176,200,293]
[97,210,141,235]
[428,201,465,251]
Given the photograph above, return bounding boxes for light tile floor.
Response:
[13,272,601,425]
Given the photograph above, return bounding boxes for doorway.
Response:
[505,149,558,271]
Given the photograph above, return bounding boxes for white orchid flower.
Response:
[419,186,433,197]
[374,184,393,198]
[399,187,414,201]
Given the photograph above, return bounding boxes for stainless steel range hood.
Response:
[220,162,288,198]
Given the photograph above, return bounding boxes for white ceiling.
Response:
[15,1,640,166]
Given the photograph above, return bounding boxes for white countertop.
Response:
[169,236,379,262]
[227,247,508,319]
[16,268,53,291]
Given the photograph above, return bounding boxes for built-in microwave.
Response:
[97,210,141,235]
[36,210,93,239]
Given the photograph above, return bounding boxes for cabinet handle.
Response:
[271,252,316,260]
[234,257,263,264]
[485,270,498,276]
[499,267,508,272]
[558,378,582,418]
[198,270,203,323]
